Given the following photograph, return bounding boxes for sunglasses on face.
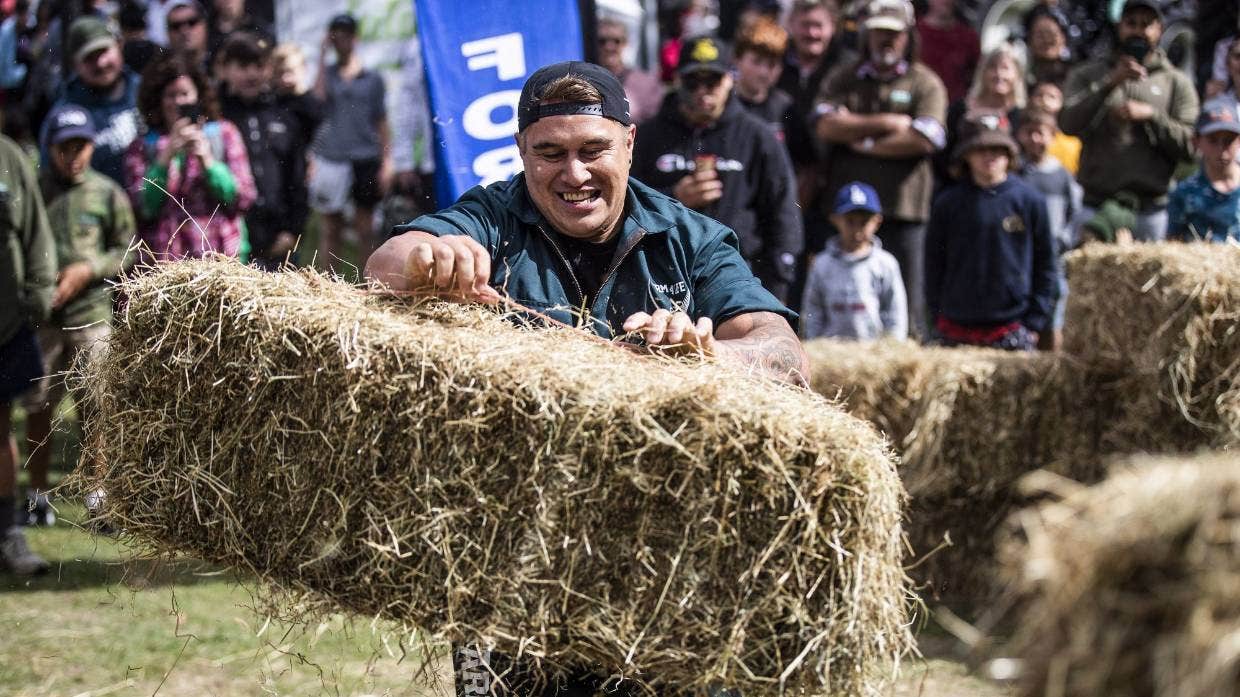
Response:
[169,15,202,32]
[682,72,724,91]
[599,36,624,46]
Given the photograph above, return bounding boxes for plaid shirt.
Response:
[123,119,256,261]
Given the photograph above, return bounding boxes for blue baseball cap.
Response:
[44,104,96,146]
[1196,98,1240,136]
[833,181,882,215]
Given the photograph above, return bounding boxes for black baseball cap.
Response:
[517,61,631,132]
[328,13,358,33]
[1120,0,1163,23]
[677,35,730,76]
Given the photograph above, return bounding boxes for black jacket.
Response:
[776,38,858,167]
[631,93,804,304]
[221,90,313,257]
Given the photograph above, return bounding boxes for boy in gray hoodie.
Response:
[800,181,907,341]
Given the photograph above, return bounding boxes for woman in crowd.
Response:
[1023,3,1073,87]
[124,50,255,261]
[936,43,1027,184]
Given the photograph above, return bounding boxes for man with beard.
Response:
[1060,0,1198,242]
[44,16,141,186]
[812,0,946,338]
[630,36,803,306]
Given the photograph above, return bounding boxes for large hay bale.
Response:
[1065,243,1240,449]
[74,260,911,696]
[1000,453,1240,697]
[805,340,1107,600]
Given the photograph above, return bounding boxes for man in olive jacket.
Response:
[1059,0,1199,241]
[0,131,55,575]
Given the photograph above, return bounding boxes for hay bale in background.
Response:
[806,341,1104,499]
[1000,454,1240,697]
[73,260,911,696]
[1065,243,1240,450]
[806,340,1107,599]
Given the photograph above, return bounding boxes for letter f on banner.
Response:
[415,0,584,202]
[462,34,525,80]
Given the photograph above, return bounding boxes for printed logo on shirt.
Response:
[1002,214,1027,234]
[890,90,912,106]
[655,153,744,174]
[94,109,139,156]
[650,280,688,296]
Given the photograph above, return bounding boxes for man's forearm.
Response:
[867,129,936,158]
[715,311,809,386]
[816,112,901,144]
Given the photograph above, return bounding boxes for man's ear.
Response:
[624,123,636,154]
[514,131,524,153]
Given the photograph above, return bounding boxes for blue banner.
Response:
[414,0,585,202]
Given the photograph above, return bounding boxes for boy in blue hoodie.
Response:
[800,181,907,341]
[925,111,1058,351]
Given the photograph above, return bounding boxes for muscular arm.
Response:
[714,311,810,387]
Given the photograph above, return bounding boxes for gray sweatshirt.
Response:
[800,237,907,341]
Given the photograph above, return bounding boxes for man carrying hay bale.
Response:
[365,61,809,388]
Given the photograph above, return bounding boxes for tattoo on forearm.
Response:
[720,313,809,386]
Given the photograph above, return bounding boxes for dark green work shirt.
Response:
[397,175,793,338]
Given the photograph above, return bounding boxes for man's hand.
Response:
[1112,99,1155,122]
[622,309,808,386]
[52,262,94,309]
[622,310,718,355]
[1108,56,1147,87]
[672,169,723,209]
[401,232,500,304]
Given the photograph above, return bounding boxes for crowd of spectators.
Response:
[1,0,1239,575]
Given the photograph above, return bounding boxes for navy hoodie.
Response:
[925,175,1058,333]
[630,92,803,304]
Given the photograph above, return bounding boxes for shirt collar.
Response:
[856,59,909,80]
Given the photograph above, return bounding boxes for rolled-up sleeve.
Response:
[691,224,796,325]
[392,184,502,255]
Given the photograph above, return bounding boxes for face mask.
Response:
[1119,35,1152,63]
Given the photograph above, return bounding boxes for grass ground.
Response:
[2,507,1011,697]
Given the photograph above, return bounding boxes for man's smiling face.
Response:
[517,114,636,243]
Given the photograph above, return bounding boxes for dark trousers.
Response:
[453,646,642,697]
[876,219,928,339]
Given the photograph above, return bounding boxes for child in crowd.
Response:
[1028,80,1080,175]
[926,111,1058,351]
[1016,108,1080,350]
[800,182,907,341]
[22,105,136,526]
[1167,98,1240,242]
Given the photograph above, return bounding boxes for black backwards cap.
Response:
[517,61,631,132]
